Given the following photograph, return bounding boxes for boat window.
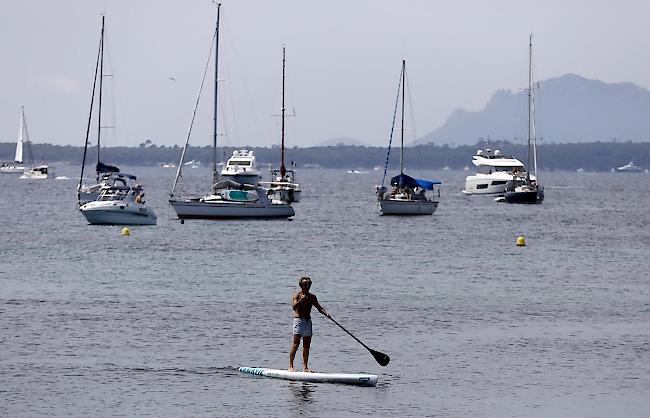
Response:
[491,181,507,185]
[477,184,488,189]
[228,160,251,166]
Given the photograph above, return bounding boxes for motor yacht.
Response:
[463,148,532,195]
[79,183,157,225]
[221,149,262,186]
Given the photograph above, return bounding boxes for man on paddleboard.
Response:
[289,276,329,372]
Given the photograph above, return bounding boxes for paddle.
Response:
[326,314,390,366]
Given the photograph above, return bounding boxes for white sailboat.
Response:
[503,35,544,204]
[260,46,302,203]
[0,107,28,174]
[375,60,440,216]
[77,16,156,225]
[77,16,125,204]
[16,107,55,180]
[169,4,294,220]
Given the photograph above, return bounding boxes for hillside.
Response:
[419,74,650,145]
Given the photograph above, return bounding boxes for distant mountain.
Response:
[419,74,650,145]
[313,136,368,147]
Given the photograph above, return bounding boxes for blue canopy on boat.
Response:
[390,173,441,190]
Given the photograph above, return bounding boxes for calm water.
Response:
[1,166,649,417]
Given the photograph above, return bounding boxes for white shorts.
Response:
[293,318,313,337]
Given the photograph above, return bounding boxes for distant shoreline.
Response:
[1,140,649,172]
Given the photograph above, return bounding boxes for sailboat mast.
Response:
[79,19,103,197]
[212,3,221,183]
[96,15,105,182]
[400,60,405,175]
[280,46,287,178]
[527,34,533,181]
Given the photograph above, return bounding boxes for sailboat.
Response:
[260,46,302,203]
[503,35,544,204]
[169,4,294,220]
[16,107,55,180]
[1,107,28,174]
[77,15,123,204]
[77,16,156,225]
[375,60,441,215]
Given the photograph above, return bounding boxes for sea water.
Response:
[1,167,649,417]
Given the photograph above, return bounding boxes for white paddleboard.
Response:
[238,367,378,387]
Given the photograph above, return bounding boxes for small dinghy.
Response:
[238,367,378,387]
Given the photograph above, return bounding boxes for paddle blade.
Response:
[371,349,390,366]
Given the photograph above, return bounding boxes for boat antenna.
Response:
[79,16,103,199]
[96,15,105,182]
[212,2,221,184]
[526,34,533,184]
[280,45,286,178]
[400,59,405,176]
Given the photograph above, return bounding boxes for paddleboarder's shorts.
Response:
[293,318,313,337]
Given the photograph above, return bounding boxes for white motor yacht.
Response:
[221,149,262,186]
[79,183,157,225]
[463,148,533,195]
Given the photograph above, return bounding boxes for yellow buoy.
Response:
[121,227,130,236]
[516,235,526,246]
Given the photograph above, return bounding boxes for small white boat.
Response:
[21,164,54,179]
[347,169,367,174]
[79,184,157,225]
[238,367,378,387]
[0,107,28,174]
[614,161,643,173]
[183,159,202,169]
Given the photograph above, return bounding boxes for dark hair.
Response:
[299,276,312,286]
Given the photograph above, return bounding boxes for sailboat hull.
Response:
[504,189,544,204]
[79,201,157,225]
[379,199,438,215]
[170,199,295,219]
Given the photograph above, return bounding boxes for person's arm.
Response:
[312,295,330,317]
[292,292,310,310]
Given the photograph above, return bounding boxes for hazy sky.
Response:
[1,0,649,148]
